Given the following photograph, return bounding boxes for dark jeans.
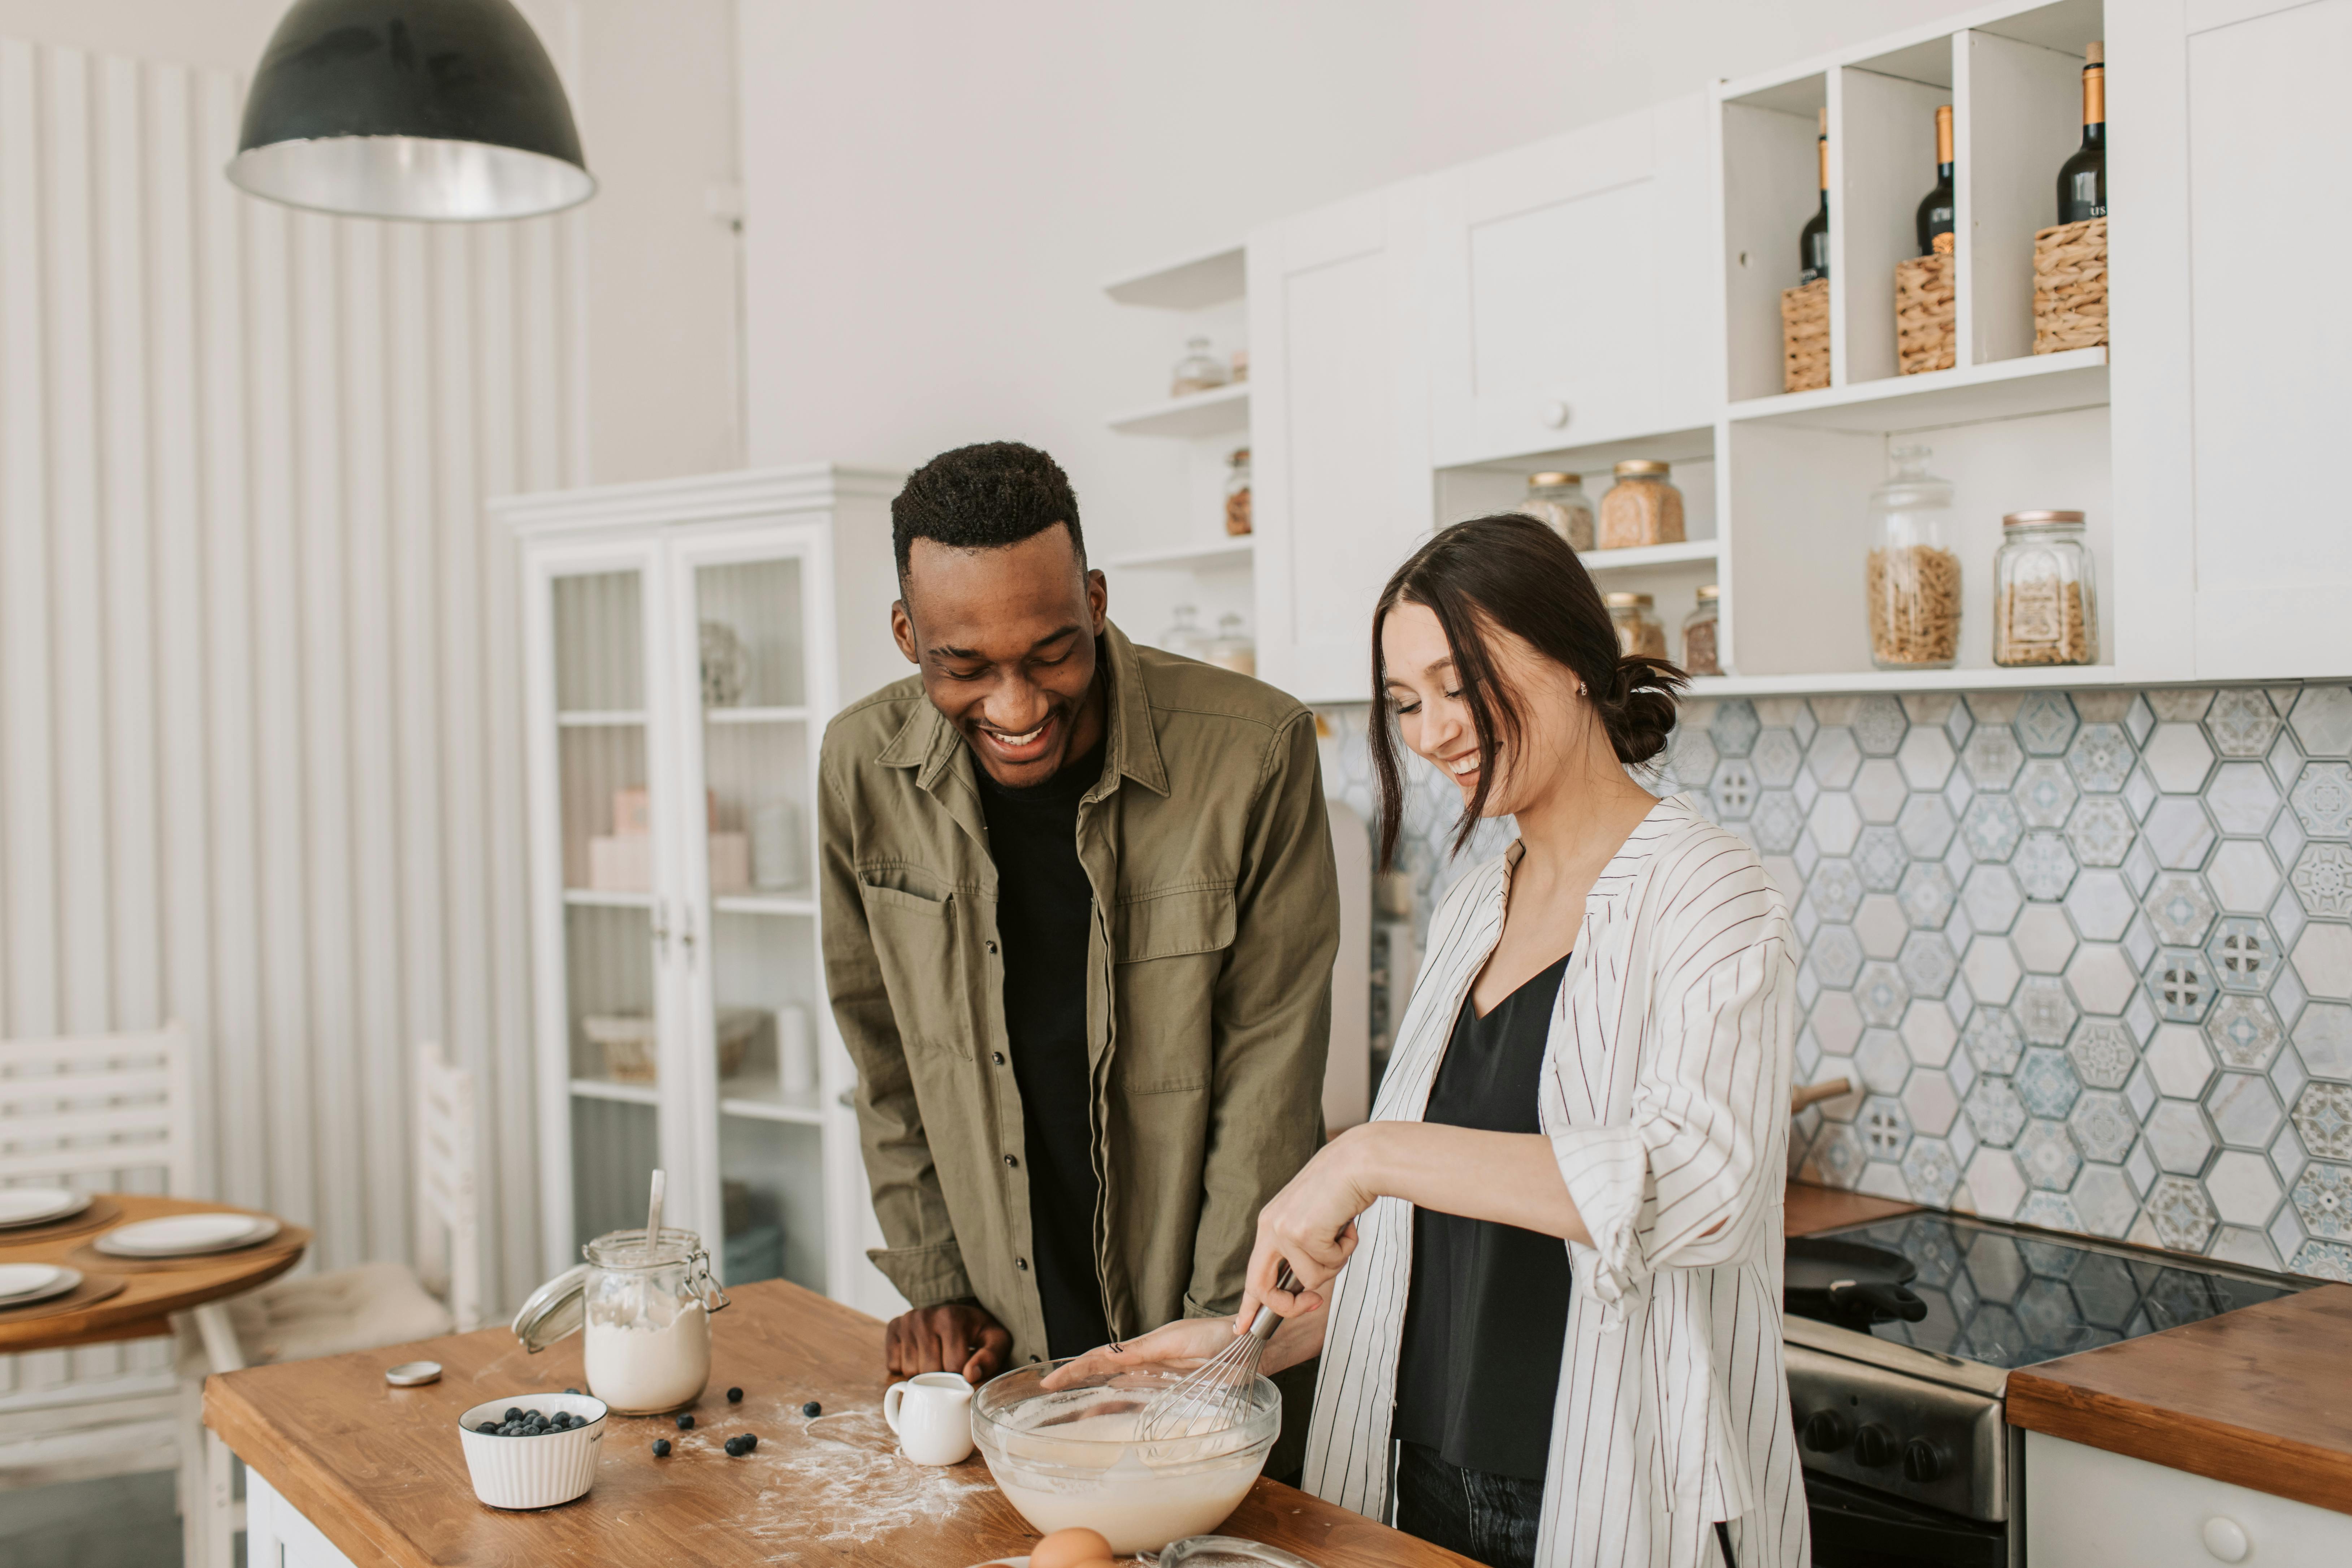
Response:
[1394,1440,1544,1568]
[1392,1441,1743,1567]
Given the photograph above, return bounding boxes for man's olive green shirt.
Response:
[818,622,1338,1364]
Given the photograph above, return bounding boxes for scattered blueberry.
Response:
[740,1432,758,1452]
[652,1438,672,1457]
[801,1400,821,1418]
[724,1433,760,1457]
[564,1387,580,1395]
[727,1387,743,1403]
[676,1413,695,1430]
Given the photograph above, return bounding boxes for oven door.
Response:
[1806,1468,2009,1568]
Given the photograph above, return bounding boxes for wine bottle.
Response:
[1799,106,1831,283]
[2057,41,2106,224]
[1915,104,1955,256]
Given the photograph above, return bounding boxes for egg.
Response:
[1029,1526,1116,1568]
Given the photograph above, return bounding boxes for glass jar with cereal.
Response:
[1992,510,2096,666]
[1865,445,1959,670]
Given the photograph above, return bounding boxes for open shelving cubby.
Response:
[1712,0,2114,689]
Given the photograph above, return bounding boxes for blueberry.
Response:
[565,1387,580,1395]
[504,1407,523,1423]
[801,1400,821,1418]
[676,1413,694,1430]
[477,1421,500,1434]
[740,1433,758,1452]
[727,1387,743,1403]
[724,1436,746,1456]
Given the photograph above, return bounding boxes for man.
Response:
[819,441,1338,1407]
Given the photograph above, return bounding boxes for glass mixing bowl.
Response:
[971,1360,1279,1554]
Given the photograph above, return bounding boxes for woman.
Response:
[1061,516,1806,1568]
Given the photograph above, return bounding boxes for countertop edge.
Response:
[206,1373,434,1568]
[2004,1372,2352,1516]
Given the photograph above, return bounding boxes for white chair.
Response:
[174,1041,481,1568]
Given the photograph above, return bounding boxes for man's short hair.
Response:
[891,442,1084,591]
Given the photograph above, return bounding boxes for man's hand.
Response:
[884,1301,1012,1385]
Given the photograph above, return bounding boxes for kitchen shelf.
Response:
[564,888,653,909]
[1102,242,1246,311]
[719,1083,827,1127]
[1582,540,1718,573]
[556,709,646,728]
[1105,539,1255,571]
[702,705,809,725]
[1728,348,2109,433]
[712,893,816,917]
[570,1076,658,1106]
[1107,382,1250,439]
[1687,663,2127,698]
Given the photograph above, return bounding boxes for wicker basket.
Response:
[1895,253,1956,374]
[2034,216,2107,354]
[1781,279,1829,392]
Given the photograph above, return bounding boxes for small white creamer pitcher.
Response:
[883,1372,974,1465]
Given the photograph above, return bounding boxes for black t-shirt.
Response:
[1393,951,1575,1481]
[975,737,1113,1359]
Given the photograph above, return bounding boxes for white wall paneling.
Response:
[0,36,586,1413]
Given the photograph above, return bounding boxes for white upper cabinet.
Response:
[1247,183,1437,706]
[1426,94,1716,469]
[2176,0,2352,678]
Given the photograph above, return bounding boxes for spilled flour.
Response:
[725,1406,1005,1561]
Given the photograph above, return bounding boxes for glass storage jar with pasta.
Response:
[1605,592,1667,658]
[1992,510,2097,666]
[1520,472,1594,553]
[1865,445,1959,670]
[1681,585,1722,676]
[1597,460,1685,550]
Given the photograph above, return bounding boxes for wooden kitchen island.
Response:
[207,1278,1472,1566]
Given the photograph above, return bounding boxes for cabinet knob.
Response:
[2200,1516,2249,1564]
[1853,1423,1899,1468]
[1538,399,1571,429]
[1800,1409,1851,1452]
[1900,1437,1945,1483]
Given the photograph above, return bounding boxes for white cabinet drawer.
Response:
[2027,1431,2352,1567]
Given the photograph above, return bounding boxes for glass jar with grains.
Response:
[1681,585,1723,676]
[1597,460,1686,550]
[1605,593,1668,659]
[1992,511,2097,666]
[1170,335,1228,397]
[1223,448,1253,536]
[1865,445,1959,669]
[1521,472,1594,553]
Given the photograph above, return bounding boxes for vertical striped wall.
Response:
[0,34,586,1395]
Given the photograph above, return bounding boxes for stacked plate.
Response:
[0,1187,92,1230]
[0,1263,84,1308]
[95,1213,281,1259]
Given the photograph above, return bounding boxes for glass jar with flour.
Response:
[513,1226,729,1414]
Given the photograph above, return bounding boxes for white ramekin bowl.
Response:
[455,1392,608,1509]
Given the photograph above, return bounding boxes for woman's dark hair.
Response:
[1370,513,1685,867]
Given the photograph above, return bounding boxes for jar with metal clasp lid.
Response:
[513,1227,729,1415]
[1521,472,1594,553]
[1681,585,1723,676]
[1604,592,1668,659]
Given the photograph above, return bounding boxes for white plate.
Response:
[0,1264,81,1307]
[95,1213,281,1257]
[0,1188,90,1228]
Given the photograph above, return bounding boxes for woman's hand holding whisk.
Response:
[1236,1124,1384,1328]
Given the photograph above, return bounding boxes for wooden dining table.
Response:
[0,1193,309,1355]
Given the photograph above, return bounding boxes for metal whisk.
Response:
[1134,1263,1302,1444]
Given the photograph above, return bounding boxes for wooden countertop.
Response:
[1784,1180,1918,1238]
[207,1278,1473,1567]
[2006,1282,2352,1515]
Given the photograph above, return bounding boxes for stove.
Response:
[1784,1211,2306,1568]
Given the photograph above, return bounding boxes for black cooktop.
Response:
[1806,1213,2303,1371]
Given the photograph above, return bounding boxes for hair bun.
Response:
[1605,654,1688,767]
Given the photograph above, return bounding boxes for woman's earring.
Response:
[1577,683,1587,697]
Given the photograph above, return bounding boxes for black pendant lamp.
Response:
[228,0,594,221]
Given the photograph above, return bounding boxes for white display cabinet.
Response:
[497,465,908,1321]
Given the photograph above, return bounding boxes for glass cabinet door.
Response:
[669,537,830,1293]
[547,563,671,1257]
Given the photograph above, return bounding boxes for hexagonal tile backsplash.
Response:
[1319,684,2352,1285]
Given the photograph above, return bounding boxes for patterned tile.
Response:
[1853,696,1907,757]
[2206,918,2280,994]
[1859,1093,1911,1159]
[2016,974,2079,1045]
[2145,947,2217,1023]
[2290,1239,2352,1281]
[2290,1160,2352,1240]
[2292,843,2352,918]
[1853,826,1907,892]
[1897,862,1957,930]
[1964,1006,2026,1077]
[2017,1118,2082,1190]
[2066,723,2136,793]
[1960,794,2026,863]
[1708,699,1760,758]
[2287,686,2352,757]
[2149,689,2215,723]
[1751,790,1805,853]
[1811,924,1865,989]
[1856,1030,1912,1094]
[2014,831,2079,901]
[1709,757,1759,820]
[2074,1164,2137,1237]
[2067,1019,2137,1090]
[1856,961,1910,1026]
[2289,762,2352,837]
[1750,727,1803,787]
[1962,865,2025,934]
[2065,796,2135,868]
[1962,724,2026,791]
[2206,689,2282,759]
[2016,693,2080,757]
[1807,858,1865,924]
[2143,874,2218,947]
[1898,931,1958,998]
[2016,761,2079,829]
[2016,1048,2082,1119]
[2292,1081,2352,1161]
[2147,1173,2218,1251]
[2205,993,2285,1071]
[1901,1137,1963,1207]
[1964,1076,2027,1147]
[2069,1090,2137,1163]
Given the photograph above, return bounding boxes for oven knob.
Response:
[1853,1423,1900,1467]
[1901,1438,1946,1483]
[1801,1409,1852,1452]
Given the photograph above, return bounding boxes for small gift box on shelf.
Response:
[1781,278,1829,392]
[1895,253,1956,375]
[2033,215,2106,354]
